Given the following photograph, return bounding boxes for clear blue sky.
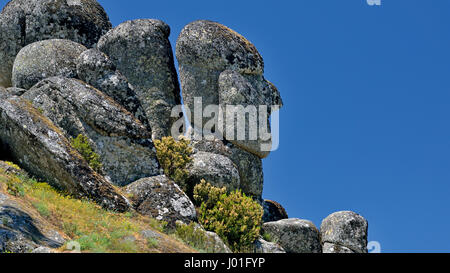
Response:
[2,0,449,253]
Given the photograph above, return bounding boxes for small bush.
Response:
[70,134,102,173]
[194,182,263,253]
[154,136,193,192]
[6,177,24,197]
[193,179,226,208]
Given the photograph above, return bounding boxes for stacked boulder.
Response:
[259,210,369,254]
[97,19,181,140]
[0,0,198,230]
[0,0,185,219]
[0,0,371,254]
[176,20,283,200]
[0,0,112,87]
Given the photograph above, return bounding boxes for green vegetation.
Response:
[174,222,216,253]
[154,136,193,193]
[6,176,24,197]
[70,134,103,173]
[193,180,263,253]
[0,162,194,253]
[262,232,273,243]
[146,237,159,249]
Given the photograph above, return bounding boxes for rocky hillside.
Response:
[0,0,368,253]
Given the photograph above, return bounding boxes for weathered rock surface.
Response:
[31,246,57,253]
[125,176,196,227]
[262,218,322,253]
[0,0,111,87]
[203,230,232,253]
[189,130,263,198]
[76,48,149,126]
[218,70,281,158]
[3,87,27,97]
[12,39,87,89]
[98,19,181,140]
[253,237,285,253]
[263,200,289,223]
[320,211,368,253]
[0,191,65,253]
[23,77,161,186]
[186,151,240,194]
[322,242,355,253]
[176,20,283,158]
[0,95,130,212]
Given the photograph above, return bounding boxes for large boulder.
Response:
[12,39,87,89]
[0,96,130,212]
[76,48,149,127]
[176,20,283,158]
[124,176,196,227]
[97,19,181,140]
[22,77,161,186]
[320,211,368,253]
[0,0,111,87]
[262,218,322,253]
[189,130,263,199]
[186,151,240,194]
[262,200,289,223]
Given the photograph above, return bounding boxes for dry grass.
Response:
[0,161,196,253]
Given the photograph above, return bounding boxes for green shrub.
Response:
[154,136,193,192]
[193,179,226,208]
[6,177,24,197]
[70,134,103,173]
[194,181,264,253]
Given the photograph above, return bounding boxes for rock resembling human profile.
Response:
[253,238,286,253]
[176,20,283,159]
[322,242,355,254]
[97,19,181,140]
[320,211,368,253]
[22,77,161,186]
[12,39,87,90]
[262,200,289,223]
[188,129,263,199]
[218,69,282,158]
[0,0,112,87]
[0,96,131,212]
[124,176,196,227]
[76,49,149,127]
[262,218,322,253]
[186,151,240,193]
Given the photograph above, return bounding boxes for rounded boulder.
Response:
[12,39,86,89]
[0,0,111,87]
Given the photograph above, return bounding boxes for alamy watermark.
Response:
[368,241,382,253]
[170,97,280,152]
[367,0,381,6]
